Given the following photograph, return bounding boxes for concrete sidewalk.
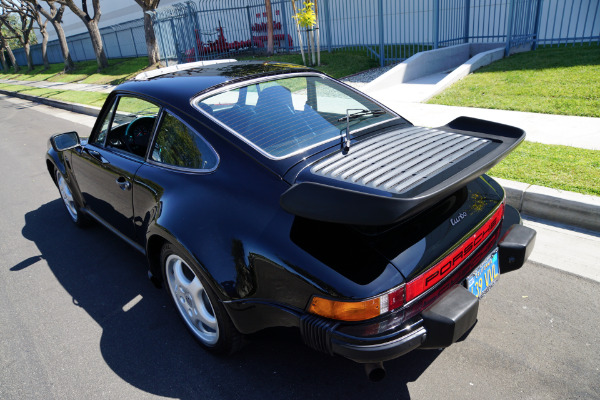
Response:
[0,78,114,93]
[378,102,600,151]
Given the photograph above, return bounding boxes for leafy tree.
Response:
[34,1,74,72]
[30,4,50,69]
[0,25,18,72]
[0,2,37,71]
[293,1,317,65]
[54,0,108,70]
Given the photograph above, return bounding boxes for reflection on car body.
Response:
[46,60,535,381]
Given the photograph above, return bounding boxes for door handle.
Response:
[87,149,109,164]
[116,176,131,191]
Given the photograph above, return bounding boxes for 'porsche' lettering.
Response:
[405,204,505,302]
[425,271,439,286]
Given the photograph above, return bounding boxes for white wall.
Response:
[34,0,599,50]
[38,0,181,41]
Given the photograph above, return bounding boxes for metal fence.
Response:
[6,0,600,69]
[12,19,148,67]
[153,0,297,65]
[154,0,600,67]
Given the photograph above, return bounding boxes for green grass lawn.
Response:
[0,57,152,86]
[0,83,108,107]
[0,50,375,84]
[0,63,66,81]
[490,141,600,196]
[237,49,380,78]
[429,44,600,117]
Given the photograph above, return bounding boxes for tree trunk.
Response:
[314,0,320,66]
[24,42,33,71]
[40,26,49,69]
[0,50,8,71]
[290,0,305,65]
[85,20,108,70]
[5,46,19,72]
[0,26,19,72]
[265,0,274,56]
[305,29,312,65]
[142,8,159,66]
[49,19,75,72]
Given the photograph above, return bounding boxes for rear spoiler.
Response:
[280,117,524,226]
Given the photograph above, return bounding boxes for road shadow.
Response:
[18,200,442,399]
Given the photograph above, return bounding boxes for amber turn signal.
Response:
[308,286,405,322]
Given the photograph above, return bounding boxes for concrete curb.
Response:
[494,177,600,232]
[0,88,101,117]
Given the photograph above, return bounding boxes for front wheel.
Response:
[161,244,243,354]
[55,169,89,227]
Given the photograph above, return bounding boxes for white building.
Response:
[41,0,181,41]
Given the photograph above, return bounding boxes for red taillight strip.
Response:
[405,203,505,303]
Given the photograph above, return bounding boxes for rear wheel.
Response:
[161,244,243,354]
[55,169,88,227]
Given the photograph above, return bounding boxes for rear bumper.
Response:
[301,208,536,364]
[311,285,478,364]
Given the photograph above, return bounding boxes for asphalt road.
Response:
[0,95,599,400]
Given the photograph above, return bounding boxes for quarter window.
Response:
[151,112,218,170]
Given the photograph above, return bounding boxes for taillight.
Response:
[308,285,405,322]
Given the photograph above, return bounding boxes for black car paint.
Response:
[46,61,526,353]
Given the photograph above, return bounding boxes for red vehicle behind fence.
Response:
[184,23,293,62]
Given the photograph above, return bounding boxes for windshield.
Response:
[194,75,398,158]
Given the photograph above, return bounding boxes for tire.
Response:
[55,169,89,227]
[161,244,243,355]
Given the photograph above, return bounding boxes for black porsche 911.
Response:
[46,60,535,380]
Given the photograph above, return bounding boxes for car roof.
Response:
[112,60,327,178]
[115,60,317,102]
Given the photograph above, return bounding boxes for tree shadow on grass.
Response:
[17,200,442,399]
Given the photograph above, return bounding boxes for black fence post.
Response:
[464,0,470,43]
[532,0,543,50]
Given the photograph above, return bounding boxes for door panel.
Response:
[72,144,143,240]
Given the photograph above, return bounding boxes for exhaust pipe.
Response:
[364,362,386,382]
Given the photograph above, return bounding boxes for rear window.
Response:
[194,75,397,158]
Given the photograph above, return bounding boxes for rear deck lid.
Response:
[281,117,524,226]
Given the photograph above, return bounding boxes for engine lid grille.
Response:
[311,127,491,194]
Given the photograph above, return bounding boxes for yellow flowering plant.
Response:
[293,1,316,28]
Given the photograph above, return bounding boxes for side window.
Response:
[150,112,218,170]
[104,96,160,158]
[91,99,118,145]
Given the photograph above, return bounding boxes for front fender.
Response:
[46,145,68,183]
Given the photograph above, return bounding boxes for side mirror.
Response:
[50,131,81,152]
